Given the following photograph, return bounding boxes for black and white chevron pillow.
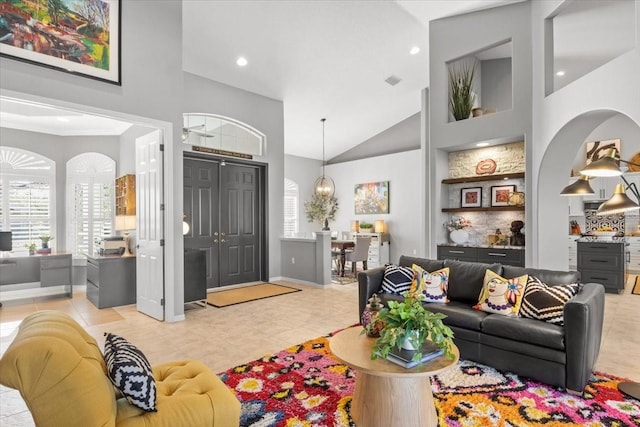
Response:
[519,276,581,325]
[381,264,415,294]
[104,333,157,412]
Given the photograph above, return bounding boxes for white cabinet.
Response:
[624,172,640,217]
[353,232,390,268]
[566,179,584,216]
[568,235,579,270]
[627,237,640,274]
[583,176,621,201]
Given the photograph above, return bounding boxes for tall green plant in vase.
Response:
[449,61,477,121]
[304,193,339,231]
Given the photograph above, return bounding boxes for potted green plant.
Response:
[39,235,54,249]
[359,222,373,233]
[371,291,455,364]
[449,61,477,121]
[304,193,339,231]
[25,243,36,255]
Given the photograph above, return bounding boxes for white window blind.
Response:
[284,178,299,237]
[67,153,115,257]
[0,147,55,252]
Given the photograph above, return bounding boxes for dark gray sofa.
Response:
[358,255,605,393]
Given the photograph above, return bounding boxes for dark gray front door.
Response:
[184,157,263,288]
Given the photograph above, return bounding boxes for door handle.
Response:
[221,239,226,243]
[214,232,219,236]
[221,232,226,236]
[214,239,218,243]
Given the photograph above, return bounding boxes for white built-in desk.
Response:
[0,252,73,301]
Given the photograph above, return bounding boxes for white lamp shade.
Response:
[115,215,136,231]
[374,220,385,233]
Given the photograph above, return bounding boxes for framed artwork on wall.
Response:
[354,181,389,214]
[461,187,482,208]
[0,0,121,85]
[585,139,620,166]
[491,185,516,207]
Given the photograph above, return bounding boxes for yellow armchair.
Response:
[0,311,240,427]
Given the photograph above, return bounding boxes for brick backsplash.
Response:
[444,211,526,245]
[448,141,525,178]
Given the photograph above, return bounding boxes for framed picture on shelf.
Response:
[461,187,482,208]
[0,0,121,85]
[491,185,516,207]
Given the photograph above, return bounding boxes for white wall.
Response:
[324,150,422,263]
[285,154,323,236]
[532,0,640,270]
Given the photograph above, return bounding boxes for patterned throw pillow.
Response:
[474,270,528,317]
[519,276,581,325]
[103,333,157,412]
[411,264,449,303]
[381,264,415,294]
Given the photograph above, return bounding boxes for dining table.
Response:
[331,239,355,277]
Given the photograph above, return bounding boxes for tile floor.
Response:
[1,276,639,425]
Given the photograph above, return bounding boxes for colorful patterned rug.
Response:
[220,331,640,427]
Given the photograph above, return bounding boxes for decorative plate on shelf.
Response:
[476,159,497,175]
[628,152,640,172]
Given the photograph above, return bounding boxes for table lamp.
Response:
[115,215,136,257]
[374,220,385,233]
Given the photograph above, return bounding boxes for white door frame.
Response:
[0,89,182,322]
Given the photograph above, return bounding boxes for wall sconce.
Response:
[374,220,385,233]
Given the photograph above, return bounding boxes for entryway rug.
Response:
[633,276,640,295]
[219,331,640,427]
[206,283,301,308]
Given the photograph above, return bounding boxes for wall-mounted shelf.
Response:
[442,206,525,213]
[442,172,524,184]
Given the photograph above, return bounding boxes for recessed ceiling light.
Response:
[476,142,490,147]
[236,56,248,67]
[556,71,565,76]
[409,46,420,55]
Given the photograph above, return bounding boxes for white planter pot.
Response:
[450,229,469,244]
[400,330,420,350]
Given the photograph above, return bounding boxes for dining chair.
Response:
[345,236,371,274]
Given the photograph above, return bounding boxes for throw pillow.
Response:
[474,270,528,317]
[103,333,157,412]
[381,264,415,294]
[411,264,449,303]
[519,276,581,325]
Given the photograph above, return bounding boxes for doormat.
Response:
[206,283,301,307]
[633,276,640,295]
[219,330,640,427]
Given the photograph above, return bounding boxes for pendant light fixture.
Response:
[313,118,335,199]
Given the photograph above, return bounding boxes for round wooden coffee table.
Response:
[329,326,459,427]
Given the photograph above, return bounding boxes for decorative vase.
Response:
[449,229,469,244]
[322,219,330,231]
[42,242,48,249]
[361,293,384,337]
[29,248,35,256]
[400,330,420,351]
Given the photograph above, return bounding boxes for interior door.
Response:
[219,163,260,285]
[183,156,262,288]
[184,158,220,288]
[135,130,164,320]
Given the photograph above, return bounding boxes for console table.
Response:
[0,253,73,301]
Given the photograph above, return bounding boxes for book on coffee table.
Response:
[384,341,444,369]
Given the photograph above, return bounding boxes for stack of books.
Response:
[36,248,52,255]
[384,341,444,369]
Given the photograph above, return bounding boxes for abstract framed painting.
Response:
[0,0,121,85]
[354,181,389,214]
[461,187,482,208]
[491,185,516,207]
[585,139,620,166]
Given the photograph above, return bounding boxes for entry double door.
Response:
[184,157,263,288]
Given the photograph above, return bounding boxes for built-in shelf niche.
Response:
[446,40,513,123]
